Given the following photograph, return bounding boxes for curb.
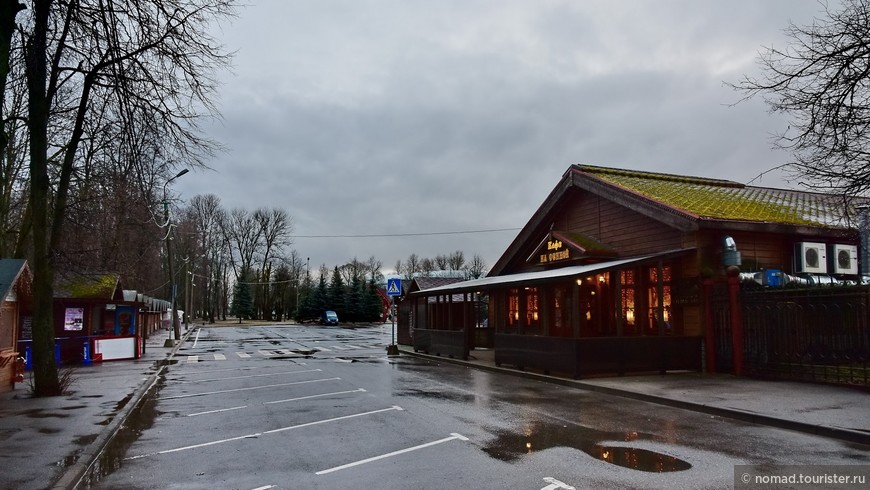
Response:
[400,348,870,447]
[51,329,193,490]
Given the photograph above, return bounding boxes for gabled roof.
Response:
[0,259,30,301]
[490,164,870,275]
[580,165,858,227]
[408,276,465,293]
[54,272,122,300]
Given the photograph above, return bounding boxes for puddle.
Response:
[79,376,165,486]
[57,453,79,468]
[395,387,477,403]
[60,404,88,411]
[21,409,69,419]
[114,393,134,412]
[483,420,691,472]
[73,434,99,446]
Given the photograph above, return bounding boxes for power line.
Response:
[291,227,520,239]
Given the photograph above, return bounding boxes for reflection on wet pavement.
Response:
[483,420,691,472]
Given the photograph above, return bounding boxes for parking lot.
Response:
[87,324,868,490]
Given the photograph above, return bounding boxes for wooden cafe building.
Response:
[401,165,868,377]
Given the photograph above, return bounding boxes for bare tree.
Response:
[223,208,261,281]
[731,0,870,203]
[365,255,383,283]
[339,257,365,284]
[186,194,226,323]
[465,254,488,279]
[254,207,293,319]
[434,254,448,271]
[16,0,237,395]
[404,253,420,279]
[447,250,465,271]
[419,257,435,277]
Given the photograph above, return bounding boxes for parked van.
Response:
[320,310,339,326]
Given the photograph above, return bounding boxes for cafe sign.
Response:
[529,234,578,266]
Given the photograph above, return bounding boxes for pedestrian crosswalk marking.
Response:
[181,345,388,363]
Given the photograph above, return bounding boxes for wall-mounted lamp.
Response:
[723,236,742,267]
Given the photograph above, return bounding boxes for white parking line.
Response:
[541,477,576,490]
[315,433,469,475]
[188,405,248,417]
[161,378,341,400]
[264,388,366,405]
[177,369,322,384]
[344,344,362,349]
[125,406,404,460]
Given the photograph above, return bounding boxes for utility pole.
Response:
[163,169,188,345]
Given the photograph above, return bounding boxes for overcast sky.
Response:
[175,0,832,275]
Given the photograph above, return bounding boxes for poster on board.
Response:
[64,307,84,331]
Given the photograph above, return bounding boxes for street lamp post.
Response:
[163,169,188,345]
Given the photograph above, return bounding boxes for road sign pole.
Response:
[386,278,401,356]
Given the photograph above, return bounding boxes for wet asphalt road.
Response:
[84,324,868,489]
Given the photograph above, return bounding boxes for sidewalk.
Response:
[0,327,186,490]
[400,346,870,446]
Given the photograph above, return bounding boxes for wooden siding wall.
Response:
[697,230,859,275]
[0,302,17,392]
[555,193,685,256]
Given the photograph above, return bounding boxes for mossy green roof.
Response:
[55,273,119,299]
[577,165,862,227]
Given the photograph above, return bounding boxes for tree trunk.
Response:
[26,0,61,396]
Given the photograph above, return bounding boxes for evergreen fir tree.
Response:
[328,266,346,318]
[364,279,384,322]
[231,280,254,322]
[345,275,363,322]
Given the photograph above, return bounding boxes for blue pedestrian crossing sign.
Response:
[387,278,402,297]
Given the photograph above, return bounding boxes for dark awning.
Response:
[412,249,694,296]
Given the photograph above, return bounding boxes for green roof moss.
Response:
[578,166,852,227]
[57,274,118,299]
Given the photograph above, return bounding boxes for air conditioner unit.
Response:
[829,244,858,275]
[794,242,827,274]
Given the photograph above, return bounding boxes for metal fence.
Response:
[739,286,870,387]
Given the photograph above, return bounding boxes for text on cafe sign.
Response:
[540,239,570,264]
